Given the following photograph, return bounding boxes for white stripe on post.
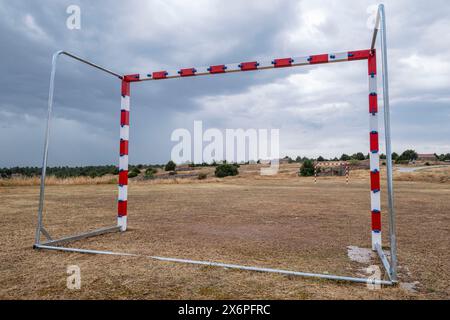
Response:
[370,192,381,211]
[119,155,129,171]
[118,185,128,201]
[120,125,129,141]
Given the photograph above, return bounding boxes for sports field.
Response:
[0,164,449,299]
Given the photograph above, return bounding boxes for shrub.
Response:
[128,167,140,178]
[299,159,315,176]
[165,160,176,171]
[215,164,239,178]
[128,171,138,178]
[198,173,207,180]
[144,167,157,179]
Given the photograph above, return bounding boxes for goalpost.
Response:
[34,4,398,285]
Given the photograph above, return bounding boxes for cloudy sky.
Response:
[1,0,449,167]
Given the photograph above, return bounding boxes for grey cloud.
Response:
[0,0,449,167]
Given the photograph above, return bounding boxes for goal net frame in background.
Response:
[34,4,397,286]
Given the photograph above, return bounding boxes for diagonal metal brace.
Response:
[40,225,121,247]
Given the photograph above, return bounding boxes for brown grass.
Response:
[0,175,117,187]
[394,166,450,184]
[0,164,449,300]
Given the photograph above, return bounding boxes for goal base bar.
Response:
[34,244,394,286]
[35,225,121,247]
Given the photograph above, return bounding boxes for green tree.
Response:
[340,154,351,161]
[299,159,315,176]
[391,152,399,161]
[317,156,325,162]
[215,164,239,178]
[164,160,176,171]
[353,152,365,160]
[398,149,418,161]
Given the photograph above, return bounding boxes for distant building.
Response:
[417,154,437,161]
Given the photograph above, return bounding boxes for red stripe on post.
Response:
[120,140,129,156]
[208,65,226,73]
[120,110,129,126]
[119,170,128,185]
[239,61,258,71]
[309,54,328,64]
[123,74,140,82]
[368,50,377,75]
[178,68,196,77]
[371,210,381,231]
[369,94,378,113]
[370,131,379,153]
[118,200,127,217]
[152,71,167,79]
[273,58,293,68]
[121,80,130,96]
[348,49,371,61]
[370,171,381,191]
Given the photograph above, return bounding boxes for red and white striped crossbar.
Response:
[118,48,382,250]
[314,161,349,167]
[122,49,372,82]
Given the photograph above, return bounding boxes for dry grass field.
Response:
[0,164,449,299]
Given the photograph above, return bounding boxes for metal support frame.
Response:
[34,51,122,247]
[35,4,397,286]
[34,244,394,286]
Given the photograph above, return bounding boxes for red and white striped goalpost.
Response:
[35,5,397,285]
[118,78,131,231]
[117,49,381,247]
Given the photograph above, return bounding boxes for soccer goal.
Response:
[34,4,397,285]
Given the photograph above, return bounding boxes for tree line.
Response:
[1,150,448,179]
[286,150,450,164]
[0,164,163,179]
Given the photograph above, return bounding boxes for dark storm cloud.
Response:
[0,0,449,166]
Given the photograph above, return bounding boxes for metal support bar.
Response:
[40,227,53,241]
[35,244,137,257]
[34,245,394,286]
[379,4,398,282]
[375,243,393,282]
[371,7,381,50]
[35,50,122,246]
[57,51,122,79]
[40,226,121,247]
